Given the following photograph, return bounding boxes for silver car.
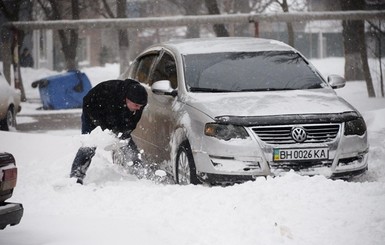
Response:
[0,72,21,131]
[123,37,369,185]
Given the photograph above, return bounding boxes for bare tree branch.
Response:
[0,0,22,21]
[101,0,115,18]
[368,20,385,35]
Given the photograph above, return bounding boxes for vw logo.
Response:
[291,127,307,143]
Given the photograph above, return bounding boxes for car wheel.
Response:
[176,141,199,185]
[0,107,16,131]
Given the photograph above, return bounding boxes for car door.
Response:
[128,51,161,158]
[145,51,179,163]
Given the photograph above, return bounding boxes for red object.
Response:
[1,168,17,191]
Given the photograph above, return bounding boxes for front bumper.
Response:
[193,147,369,185]
[193,116,370,185]
[0,202,24,229]
[197,162,368,185]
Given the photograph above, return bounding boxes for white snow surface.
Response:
[162,37,293,54]
[187,89,354,117]
[1,58,385,245]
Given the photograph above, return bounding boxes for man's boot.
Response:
[70,147,96,184]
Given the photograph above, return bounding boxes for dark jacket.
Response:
[82,79,145,137]
[20,53,34,67]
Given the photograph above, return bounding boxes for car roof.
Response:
[152,37,295,55]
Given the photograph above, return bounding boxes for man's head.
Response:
[124,79,148,112]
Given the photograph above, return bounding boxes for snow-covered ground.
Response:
[1,58,384,245]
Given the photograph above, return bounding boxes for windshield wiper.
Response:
[189,87,234,93]
[240,88,296,92]
[303,84,323,89]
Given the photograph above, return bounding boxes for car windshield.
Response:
[183,51,327,92]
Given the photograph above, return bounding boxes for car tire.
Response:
[176,141,199,185]
[0,107,16,131]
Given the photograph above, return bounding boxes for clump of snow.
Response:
[79,126,117,149]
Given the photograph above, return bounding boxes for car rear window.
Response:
[183,51,327,92]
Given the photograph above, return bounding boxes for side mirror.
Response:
[328,74,346,89]
[151,80,177,97]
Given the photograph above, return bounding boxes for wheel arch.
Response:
[0,104,16,131]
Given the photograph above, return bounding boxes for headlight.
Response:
[344,117,366,136]
[204,123,249,141]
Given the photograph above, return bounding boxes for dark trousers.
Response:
[70,113,96,181]
[70,146,96,180]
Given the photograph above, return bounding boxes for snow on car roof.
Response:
[158,37,295,55]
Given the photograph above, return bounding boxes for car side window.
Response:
[149,53,177,89]
[132,54,158,85]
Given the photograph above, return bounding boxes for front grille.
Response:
[252,124,340,144]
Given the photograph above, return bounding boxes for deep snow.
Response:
[1,58,385,245]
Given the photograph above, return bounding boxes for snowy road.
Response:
[16,110,81,132]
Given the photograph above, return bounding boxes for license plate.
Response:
[273,148,329,161]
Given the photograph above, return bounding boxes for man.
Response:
[70,78,148,184]
[20,48,34,67]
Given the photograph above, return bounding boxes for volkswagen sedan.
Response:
[122,37,369,185]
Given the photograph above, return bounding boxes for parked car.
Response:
[0,71,21,131]
[0,152,23,229]
[121,37,369,185]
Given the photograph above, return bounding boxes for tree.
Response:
[0,0,28,101]
[367,20,384,97]
[275,0,295,47]
[36,0,80,70]
[204,0,229,37]
[98,0,130,74]
[245,0,277,37]
[231,0,252,36]
[267,0,308,47]
[116,0,129,74]
[340,0,375,97]
[167,0,203,38]
[169,0,229,37]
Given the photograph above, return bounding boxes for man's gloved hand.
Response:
[119,144,142,167]
[119,130,132,140]
[132,157,143,167]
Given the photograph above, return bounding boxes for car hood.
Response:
[185,89,357,121]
